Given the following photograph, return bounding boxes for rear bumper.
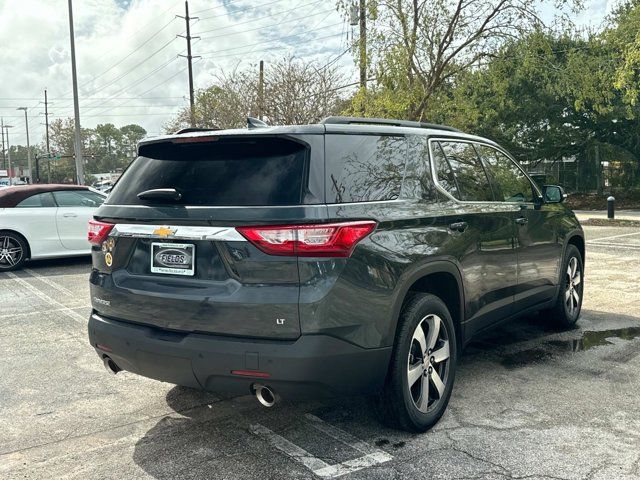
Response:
[88,312,392,399]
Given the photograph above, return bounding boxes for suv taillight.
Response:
[88,220,115,245]
[236,221,376,257]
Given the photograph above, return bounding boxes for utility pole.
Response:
[1,118,5,170]
[4,125,13,184]
[44,89,51,183]
[258,60,265,120]
[178,1,200,127]
[17,107,33,183]
[67,0,85,185]
[359,0,367,90]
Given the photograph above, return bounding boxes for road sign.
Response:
[0,169,8,177]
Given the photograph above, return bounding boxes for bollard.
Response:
[607,196,615,219]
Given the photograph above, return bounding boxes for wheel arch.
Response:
[389,261,466,348]
[566,232,585,268]
[0,229,31,259]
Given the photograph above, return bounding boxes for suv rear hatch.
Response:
[89,133,324,340]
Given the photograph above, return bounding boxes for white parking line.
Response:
[586,242,640,251]
[250,415,392,478]
[249,424,330,473]
[586,231,640,243]
[0,306,89,320]
[24,268,76,297]
[5,272,87,325]
[304,414,386,456]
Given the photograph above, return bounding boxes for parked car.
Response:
[0,184,107,271]
[87,117,584,432]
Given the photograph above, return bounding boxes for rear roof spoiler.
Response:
[174,127,221,134]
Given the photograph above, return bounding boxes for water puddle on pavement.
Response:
[500,326,640,368]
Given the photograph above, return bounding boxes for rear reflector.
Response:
[236,221,376,257]
[88,220,115,245]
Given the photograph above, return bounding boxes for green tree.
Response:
[166,57,346,131]
[443,29,640,190]
[339,0,579,120]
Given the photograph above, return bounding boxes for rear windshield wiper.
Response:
[137,188,182,202]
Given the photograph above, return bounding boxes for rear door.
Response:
[476,144,562,310]
[9,192,62,257]
[90,134,325,340]
[53,190,105,251]
[431,139,518,335]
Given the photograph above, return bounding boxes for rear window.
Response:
[107,137,308,206]
[326,134,408,203]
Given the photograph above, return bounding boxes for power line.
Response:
[199,7,335,41]
[86,35,182,96]
[194,0,324,36]
[191,0,257,16]
[87,0,182,64]
[198,21,344,57]
[86,62,195,120]
[59,54,184,116]
[87,17,178,85]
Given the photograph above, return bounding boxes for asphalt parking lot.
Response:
[1,224,639,480]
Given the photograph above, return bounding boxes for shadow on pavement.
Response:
[132,310,640,479]
[24,255,91,274]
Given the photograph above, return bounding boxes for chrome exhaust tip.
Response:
[254,384,276,407]
[103,356,121,375]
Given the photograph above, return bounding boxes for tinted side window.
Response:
[16,192,56,208]
[402,135,436,201]
[53,190,104,207]
[81,191,106,206]
[438,141,494,201]
[326,134,407,203]
[476,144,536,203]
[432,141,460,200]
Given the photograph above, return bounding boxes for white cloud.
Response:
[0,0,620,156]
[0,0,353,151]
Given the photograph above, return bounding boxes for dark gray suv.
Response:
[87,116,584,431]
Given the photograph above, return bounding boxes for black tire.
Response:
[377,293,457,432]
[547,245,584,328]
[0,231,28,272]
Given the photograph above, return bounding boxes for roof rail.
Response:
[321,116,460,132]
[174,127,221,134]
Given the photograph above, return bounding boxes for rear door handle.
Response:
[449,221,468,232]
[63,213,78,218]
[515,216,528,225]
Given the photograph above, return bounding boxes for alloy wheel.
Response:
[407,314,450,413]
[565,256,582,318]
[0,236,23,268]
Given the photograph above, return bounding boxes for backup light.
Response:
[236,221,377,257]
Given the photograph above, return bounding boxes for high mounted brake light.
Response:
[236,221,377,257]
[88,220,115,245]
[172,135,220,143]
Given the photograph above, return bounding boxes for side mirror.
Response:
[542,185,567,203]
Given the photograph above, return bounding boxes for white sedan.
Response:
[0,184,107,271]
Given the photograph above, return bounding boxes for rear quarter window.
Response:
[325,134,408,203]
[107,137,309,206]
[15,192,56,208]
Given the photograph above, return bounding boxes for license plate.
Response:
[150,242,195,276]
